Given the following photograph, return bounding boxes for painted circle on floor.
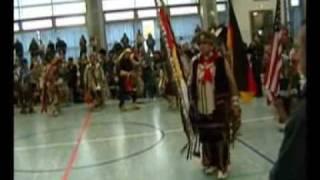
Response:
[14,121,165,173]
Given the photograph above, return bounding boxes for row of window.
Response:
[14,0,82,7]
[14,0,203,21]
[15,0,199,8]
[14,5,199,32]
[101,0,198,11]
[14,2,86,20]
[214,0,301,13]
[105,6,198,21]
[14,16,86,31]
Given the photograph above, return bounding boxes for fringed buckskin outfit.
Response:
[189,50,233,173]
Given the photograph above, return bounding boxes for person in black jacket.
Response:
[14,39,24,63]
[146,33,155,54]
[29,38,39,60]
[247,34,264,97]
[121,33,130,48]
[45,41,56,64]
[67,57,79,103]
[80,35,87,58]
[270,23,306,180]
[56,38,67,58]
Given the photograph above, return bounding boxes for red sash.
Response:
[125,76,133,92]
[199,51,219,84]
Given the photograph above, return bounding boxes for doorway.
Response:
[142,20,155,51]
[250,10,273,43]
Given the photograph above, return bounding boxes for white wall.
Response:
[232,0,285,43]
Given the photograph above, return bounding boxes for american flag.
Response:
[264,0,283,104]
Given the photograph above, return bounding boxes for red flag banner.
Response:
[155,0,195,153]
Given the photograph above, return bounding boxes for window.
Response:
[19,0,51,6]
[52,0,84,2]
[102,0,135,11]
[14,23,20,32]
[170,6,198,16]
[22,19,53,30]
[217,4,226,12]
[291,0,300,7]
[14,8,20,20]
[56,16,86,27]
[167,0,198,5]
[19,5,52,19]
[138,9,157,18]
[135,0,155,8]
[105,11,135,21]
[14,0,19,7]
[53,2,86,15]
[142,20,155,39]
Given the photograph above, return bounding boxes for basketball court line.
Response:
[14,116,274,152]
[61,111,92,180]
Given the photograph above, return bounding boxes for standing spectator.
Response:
[78,56,89,101]
[195,25,201,34]
[67,57,78,103]
[99,49,112,98]
[121,33,130,48]
[29,38,39,60]
[143,54,156,99]
[14,39,24,63]
[178,36,185,46]
[45,41,56,64]
[89,36,98,53]
[80,35,87,58]
[56,38,67,58]
[136,30,145,51]
[38,40,46,60]
[146,33,155,54]
[248,34,264,97]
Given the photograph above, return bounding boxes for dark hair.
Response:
[68,57,74,62]
[99,49,107,56]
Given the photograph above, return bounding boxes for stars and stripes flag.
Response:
[154,0,195,157]
[264,0,283,104]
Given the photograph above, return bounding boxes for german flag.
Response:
[227,0,254,103]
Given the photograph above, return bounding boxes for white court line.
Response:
[14,132,162,152]
[14,116,274,152]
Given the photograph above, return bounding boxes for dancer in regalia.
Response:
[18,59,35,114]
[83,53,106,109]
[41,58,64,116]
[189,31,241,179]
[117,49,140,111]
